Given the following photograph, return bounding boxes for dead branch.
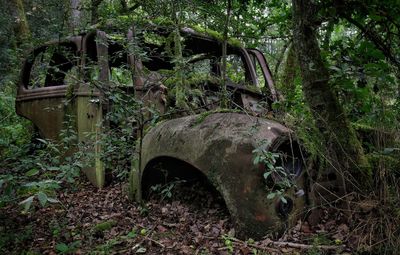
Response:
[229,237,345,252]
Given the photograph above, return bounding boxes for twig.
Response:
[144,236,165,248]
[228,237,279,253]
[229,237,344,252]
[270,241,345,250]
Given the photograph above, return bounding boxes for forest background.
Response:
[0,0,399,254]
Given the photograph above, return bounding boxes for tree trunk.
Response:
[91,0,103,25]
[10,0,30,46]
[69,0,82,32]
[221,0,232,108]
[281,44,297,104]
[292,0,370,189]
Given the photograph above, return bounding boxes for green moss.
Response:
[152,17,175,27]
[191,25,243,48]
[144,31,166,46]
[194,111,212,125]
[65,83,74,100]
[148,20,244,48]
[366,153,400,172]
[93,220,117,233]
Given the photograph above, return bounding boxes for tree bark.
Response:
[10,0,30,46]
[281,44,297,103]
[69,0,82,32]
[91,0,103,25]
[292,0,370,188]
[221,0,232,108]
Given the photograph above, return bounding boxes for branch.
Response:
[228,237,345,252]
[271,241,345,251]
[341,13,400,70]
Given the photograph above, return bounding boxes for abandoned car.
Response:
[16,25,307,238]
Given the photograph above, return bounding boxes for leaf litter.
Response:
[0,179,355,254]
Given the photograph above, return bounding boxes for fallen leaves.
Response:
[1,180,356,254]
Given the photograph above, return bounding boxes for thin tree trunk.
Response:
[221,0,232,108]
[273,42,289,78]
[292,0,370,188]
[281,44,297,103]
[10,0,30,46]
[69,0,82,32]
[91,0,103,25]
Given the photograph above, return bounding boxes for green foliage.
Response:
[222,234,234,253]
[0,89,32,160]
[55,241,81,254]
[0,223,33,252]
[150,178,186,200]
[253,141,297,203]
[0,115,84,212]
[91,80,144,181]
[326,28,399,127]
[1,1,400,253]
[93,220,117,233]
[191,25,242,48]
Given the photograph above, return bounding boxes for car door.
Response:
[16,39,82,140]
[16,35,108,188]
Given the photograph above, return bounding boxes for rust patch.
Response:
[255,214,268,222]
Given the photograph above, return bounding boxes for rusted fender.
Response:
[138,112,306,239]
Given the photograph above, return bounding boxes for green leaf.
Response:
[280,196,287,204]
[263,172,271,179]
[329,65,341,72]
[47,197,60,204]
[37,191,48,207]
[127,229,137,238]
[136,247,147,253]
[36,138,48,144]
[383,148,400,154]
[47,166,60,171]
[19,195,34,212]
[56,243,69,253]
[25,168,39,176]
[267,193,276,200]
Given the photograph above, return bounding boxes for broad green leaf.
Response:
[253,156,260,165]
[37,191,48,207]
[25,168,39,176]
[47,166,60,171]
[263,172,271,179]
[383,148,400,154]
[127,229,137,238]
[47,197,59,203]
[56,243,69,253]
[19,195,34,212]
[36,138,48,144]
[267,193,276,200]
[136,247,147,253]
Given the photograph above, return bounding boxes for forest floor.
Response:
[0,180,361,254]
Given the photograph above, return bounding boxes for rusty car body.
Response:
[16,25,308,238]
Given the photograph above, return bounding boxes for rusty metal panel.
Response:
[139,112,306,238]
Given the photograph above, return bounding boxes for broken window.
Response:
[250,54,266,89]
[84,33,133,87]
[108,39,133,87]
[27,44,78,89]
[226,54,246,85]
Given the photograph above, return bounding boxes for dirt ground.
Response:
[0,179,356,254]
